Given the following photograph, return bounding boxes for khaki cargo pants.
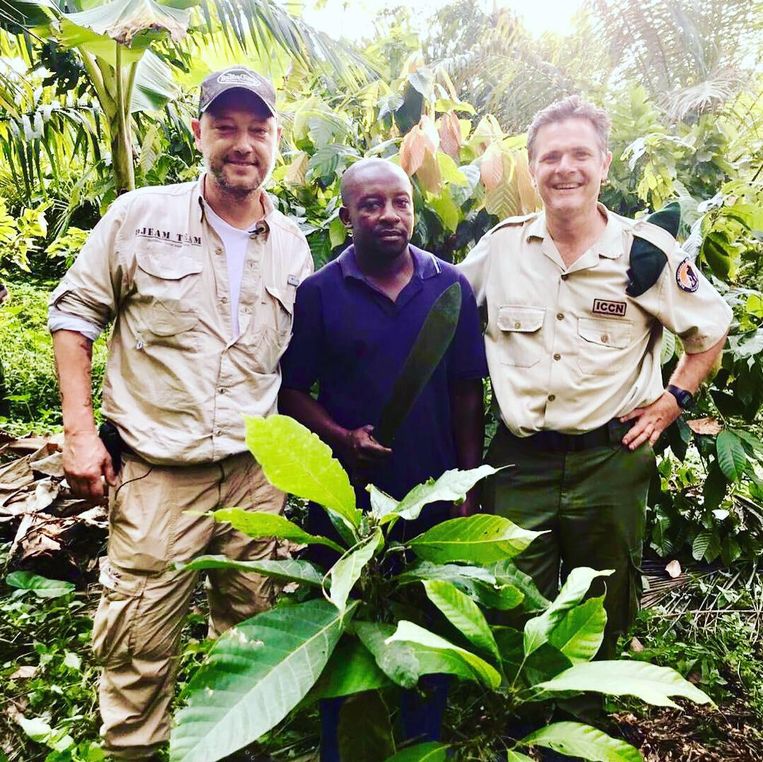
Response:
[92,451,285,759]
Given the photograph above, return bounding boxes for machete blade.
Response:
[374,281,462,447]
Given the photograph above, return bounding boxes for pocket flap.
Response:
[497,306,545,333]
[578,317,632,348]
[265,285,295,315]
[136,250,203,280]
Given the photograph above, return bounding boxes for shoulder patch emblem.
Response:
[287,274,300,287]
[676,258,699,293]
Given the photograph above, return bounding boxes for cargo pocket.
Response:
[577,317,632,375]
[496,305,546,368]
[91,559,147,666]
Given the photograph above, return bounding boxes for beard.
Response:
[206,155,274,199]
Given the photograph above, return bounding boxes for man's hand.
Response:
[63,430,117,500]
[620,391,681,451]
[343,424,392,469]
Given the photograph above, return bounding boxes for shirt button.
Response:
[243,306,251,314]
[601,334,609,343]
[553,353,561,361]
[218,388,227,395]
[561,274,568,281]
[215,247,223,255]
[221,296,228,304]
[214,429,223,437]
[514,321,522,329]
[548,394,556,402]
[556,313,564,320]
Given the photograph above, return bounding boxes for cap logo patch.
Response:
[676,257,699,292]
[217,70,262,87]
[592,298,627,317]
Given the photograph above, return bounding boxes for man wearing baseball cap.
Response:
[48,67,313,759]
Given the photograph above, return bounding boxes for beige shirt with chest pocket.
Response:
[459,204,733,437]
[49,177,313,464]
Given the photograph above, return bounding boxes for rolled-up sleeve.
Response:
[48,196,128,333]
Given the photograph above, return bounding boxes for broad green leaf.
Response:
[244,415,360,532]
[409,514,543,565]
[428,191,460,232]
[399,561,524,611]
[385,742,449,761]
[5,571,75,598]
[534,661,713,708]
[521,721,641,762]
[212,509,344,554]
[61,0,190,66]
[524,568,613,657]
[368,484,399,520]
[383,466,498,524]
[330,529,384,613]
[338,690,394,762]
[387,621,501,688]
[174,555,324,587]
[170,600,356,762]
[524,642,573,686]
[422,580,500,663]
[505,752,534,762]
[131,50,180,112]
[310,637,390,700]
[547,596,607,664]
[716,430,748,482]
[490,561,550,612]
[354,621,488,689]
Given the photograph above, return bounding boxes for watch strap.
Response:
[667,384,694,410]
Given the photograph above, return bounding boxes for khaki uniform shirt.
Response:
[50,177,313,464]
[458,205,733,436]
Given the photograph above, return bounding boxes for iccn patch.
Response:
[676,258,699,292]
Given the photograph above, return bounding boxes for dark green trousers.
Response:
[485,423,654,658]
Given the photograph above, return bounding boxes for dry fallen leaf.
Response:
[10,665,38,680]
[687,417,723,435]
[665,559,682,578]
[630,637,645,653]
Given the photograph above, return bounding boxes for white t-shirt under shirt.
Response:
[203,203,251,337]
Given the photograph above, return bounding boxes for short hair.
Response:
[527,95,610,160]
[340,158,411,205]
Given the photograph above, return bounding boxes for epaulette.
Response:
[487,212,539,235]
[626,201,680,297]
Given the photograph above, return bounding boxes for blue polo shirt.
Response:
[281,244,488,507]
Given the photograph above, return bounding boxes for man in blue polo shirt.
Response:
[280,158,486,527]
[279,158,487,759]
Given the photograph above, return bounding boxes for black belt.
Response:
[503,419,628,453]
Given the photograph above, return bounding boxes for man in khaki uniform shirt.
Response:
[460,96,731,657]
[48,68,312,759]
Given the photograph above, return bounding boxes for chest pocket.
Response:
[496,305,545,368]
[577,317,633,375]
[242,283,295,374]
[134,247,202,345]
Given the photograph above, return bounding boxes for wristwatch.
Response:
[667,384,695,411]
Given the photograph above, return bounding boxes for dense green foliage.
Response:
[169,415,711,761]
[0,0,761,757]
[0,282,107,432]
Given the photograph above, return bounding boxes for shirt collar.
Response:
[526,203,623,260]
[196,173,273,239]
[338,244,442,281]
